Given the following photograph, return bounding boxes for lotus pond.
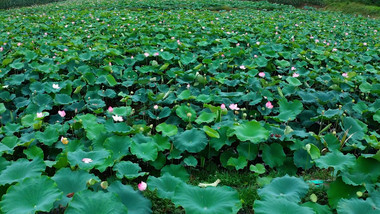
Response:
[0,0,380,213]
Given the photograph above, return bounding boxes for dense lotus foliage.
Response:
[0,0,380,213]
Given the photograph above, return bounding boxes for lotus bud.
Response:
[87,178,97,186]
[139,127,144,132]
[100,181,108,189]
[356,191,363,197]
[333,130,336,135]
[187,112,192,118]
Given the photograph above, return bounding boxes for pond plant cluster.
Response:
[0,0,379,213]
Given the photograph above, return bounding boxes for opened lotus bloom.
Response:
[58,110,66,118]
[229,104,240,110]
[82,158,93,163]
[112,115,123,122]
[138,181,147,191]
[52,84,60,89]
[266,101,274,109]
[36,112,44,118]
[259,72,265,77]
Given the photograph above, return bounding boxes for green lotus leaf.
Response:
[0,103,6,114]
[293,149,314,170]
[153,135,171,151]
[148,173,184,199]
[302,202,332,214]
[373,111,380,123]
[106,74,118,86]
[250,163,266,174]
[237,142,258,161]
[337,198,378,214]
[65,190,128,214]
[0,158,45,185]
[254,198,315,214]
[277,99,303,122]
[315,151,356,172]
[262,143,286,168]
[108,181,152,214]
[210,126,234,151]
[161,164,189,181]
[233,121,269,144]
[341,157,380,186]
[258,175,309,203]
[183,156,198,167]
[195,112,216,124]
[103,135,131,161]
[86,124,106,141]
[286,77,302,87]
[173,129,207,153]
[35,125,60,146]
[130,141,158,161]
[105,119,133,134]
[0,176,62,214]
[54,94,73,105]
[114,161,147,179]
[161,52,174,60]
[227,156,247,170]
[203,125,220,138]
[67,149,111,171]
[23,145,44,160]
[156,123,178,137]
[173,184,241,214]
[341,117,367,141]
[0,136,21,155]
[327,177,363,208]
[176,105,196,122]
[112,106,132,116]
[52,168,98,205]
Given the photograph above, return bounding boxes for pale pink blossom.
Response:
[186,84,190,89]
[342,73,348,78]
[258,72,265,77]
[144,52,149,57]
[229,104,240,110]
[154,105,159,110]
[58,110,66,118]
[108,106,113,113]
[240,65,246,70]
[363,43,367,46]
[138,181,147,191]
[64,48,68,52]
[112,115,123,122]
[0,47,3,52]
[332,48,337,52]
[256,42,260,45]
[37,112,44,118]
[266,101,274,109]
[52,84,60,89]
[291,67,296,71]
[17,43,22,46]
[154,52,159,56]
[292,73,299,77]
[221,104,226,110]
[82,158,93,163]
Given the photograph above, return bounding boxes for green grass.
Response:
[325,1,380,17]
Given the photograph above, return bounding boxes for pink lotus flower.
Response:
[0,47,3,52]
[37,112,44,118]
[64,48,68,52]
[229,104,240,110]
[144,53,149,57]
[221,104,226,110]
[138,181,147,191]
[363,43,367,46]
[266,101,274,109]
[240,65,246,70]
[342,73,348,78]
[332,48,338,52]
[258,72,265,77]
[82,158,93,164]
[58,110,66,118]
[108,106,113,113]
[154,105,159,110]
[292,73,299,77]
[112,115,123,122]
[291,67,296,71]
[256,42,260,45]
[17,43,22,46]
[154,52,159,56]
